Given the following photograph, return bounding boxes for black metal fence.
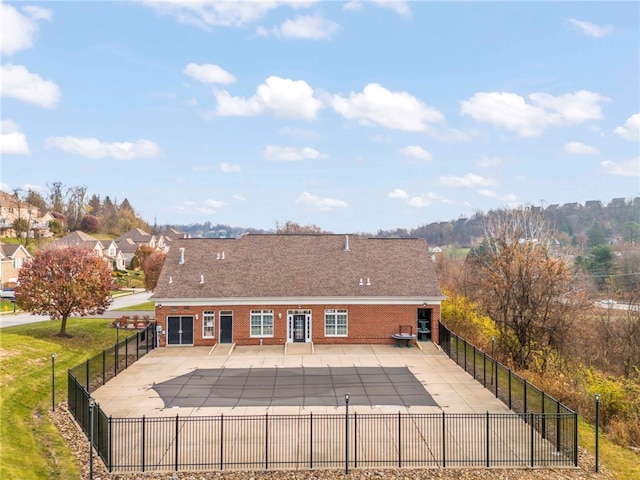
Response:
[88,411,577,473]
[67,323,578,473]
[438,323,578,466]
[68,323,156,444]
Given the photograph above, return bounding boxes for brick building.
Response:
[152,235,444,347]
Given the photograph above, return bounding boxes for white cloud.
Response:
[478,190,517,203]
[563,141,599,155]
[601,158,640,177]
[277,14,340,40]
[0,64,61,108]
[0,120,30,154]
[476,156,502,168]
[614,113,640,141]
[0,3,51,55]
[568,19,613,38]
[439,173,496,188]
[388,188,408,199]
[233,195,246,202]
[343,1,363,12]
[264,145,327,161]
[389,189,447,208]
[140,0,315,29]
[372,0,412,18]
[220,162,242,173]
[215,76,323,120]
[183,63,236,84]
[400,145,432,162]
[296,191,347,211]
[331,83,443,132]
[45,136,160,160]
[461,90,608,137]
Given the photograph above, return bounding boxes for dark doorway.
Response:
[293,314,306,342]
[219,311,233,344]
[167,316,194,345]
[417,308,431,341]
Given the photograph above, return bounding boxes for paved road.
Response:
[0,291,154,329]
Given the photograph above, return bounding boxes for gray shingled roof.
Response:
[49,231,103,249]
[152,234,443,301]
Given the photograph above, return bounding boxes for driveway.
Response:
[0,290,153,329]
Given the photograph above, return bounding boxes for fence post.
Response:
[556,401,561,454]
[141,415,146,472]
[345,393,350,474]
[174,414,179,472]
[508,370,512,409]
[136,333,140,361]
[309,412,313,469]
[483,352,487,387]
[494,361,498,398]
[573,412,578,467]
[473,346,477,380]
[530,412,535,468]
[354,412,358,469]
[595,394,600,473]
[541,391,546,439]
[220,414,224,471]
[524,381,528,416]
[398,411,402,468]
[108,416,113,472]
[463,339,467,372]
[265,413,269,470]
[114,341,118,377]
[125,337,129,369]
[102,351,106,386]
[485,411,490,468]
[86,359,90,393]
[442,411,446,468]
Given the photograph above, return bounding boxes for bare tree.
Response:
[468,208,587,370]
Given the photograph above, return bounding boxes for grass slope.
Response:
[0,318,130,479]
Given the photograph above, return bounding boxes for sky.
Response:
[1,1,639,234]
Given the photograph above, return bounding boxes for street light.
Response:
[89,397,95,480]
[116,322,120,346]
[595,394,600,473]
[345,392,350,474]
[51,353,56,411]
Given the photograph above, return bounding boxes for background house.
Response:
[152,234,445,348]
[0,191,53,239]
[0,242,32,289]
[48,231,126,270]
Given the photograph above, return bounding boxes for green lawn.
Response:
[0,318,135,480]
[115,300,155,311]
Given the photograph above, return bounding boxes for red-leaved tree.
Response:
[15,246,113,336]
[142,251,166,291]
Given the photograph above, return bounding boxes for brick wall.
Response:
[155,303,441,347]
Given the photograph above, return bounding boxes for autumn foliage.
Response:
[15,246,113,336]
[142,251,166,291]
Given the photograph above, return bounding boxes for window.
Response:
[325,309,348,336]
[203,310,215,338]
[13,257,24,269]
[250,310,274,337]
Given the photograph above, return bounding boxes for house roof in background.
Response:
[152,234,443,301]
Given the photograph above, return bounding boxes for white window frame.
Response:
[203,310,215,338]
[325,309,348,337]
[250,309,274,338]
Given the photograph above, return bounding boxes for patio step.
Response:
[284,342,314,355]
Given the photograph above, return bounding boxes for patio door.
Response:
[167,316,194,345]
[293,314,306,342]
[287,310,311,343]
[219,311,233,344]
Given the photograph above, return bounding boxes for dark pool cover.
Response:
[152,366,438,408]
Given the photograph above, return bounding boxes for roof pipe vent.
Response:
[359,278,363,286]
[366,277,371,286]
[344,235,350,252]
[221,251,225,260]
[199,274,204,284]
[179,247,185,265]
[168,276,173,284]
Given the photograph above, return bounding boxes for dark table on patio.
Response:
[391,333,416,347]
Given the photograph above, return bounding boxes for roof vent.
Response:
[359,278,363,286]
[221,251,225,260]
[168,276,173,284]
[344,235,350,251]
[179,247,185,265]
[216,252,220,260]
[366,277,371,286]
[199,274,204,284]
